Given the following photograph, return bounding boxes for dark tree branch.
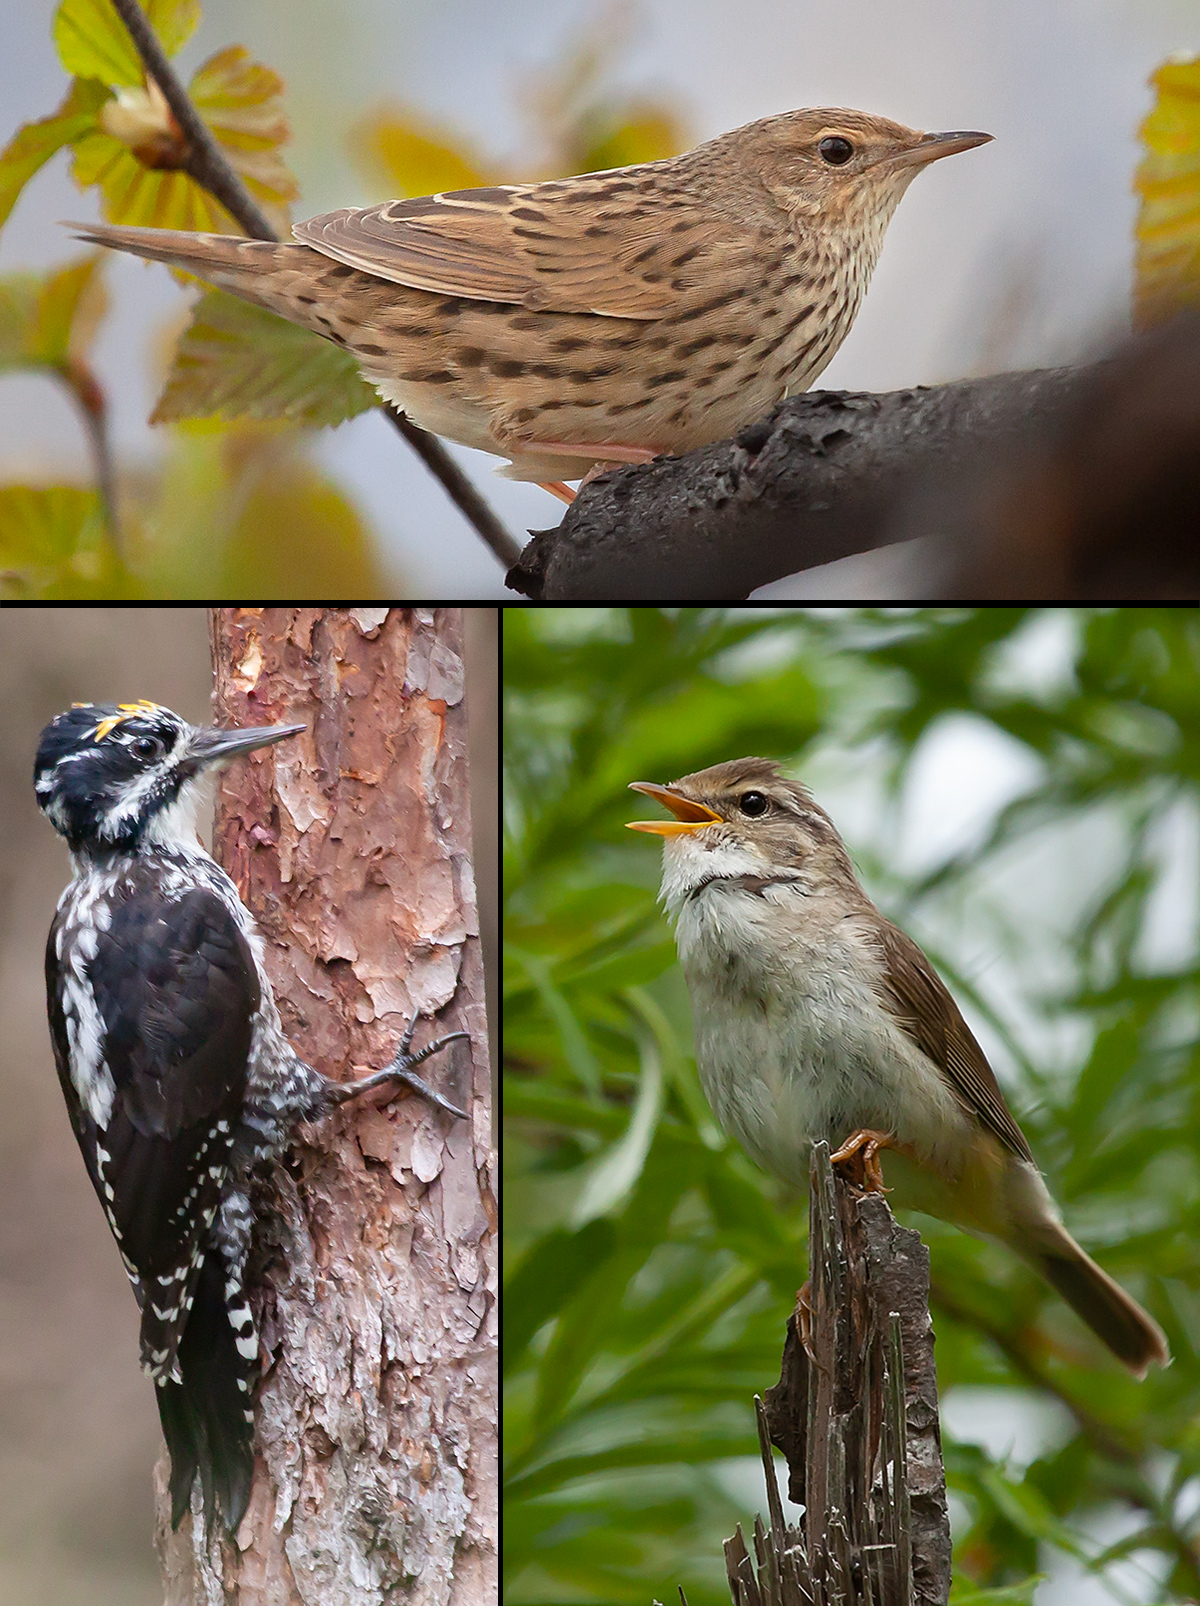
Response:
[508,366,1081,599]
[110,0,521,570]
[509,314,1200,600]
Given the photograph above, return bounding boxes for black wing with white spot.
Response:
[45,879,259,1380]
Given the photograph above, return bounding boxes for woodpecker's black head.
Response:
[35,700,305,855]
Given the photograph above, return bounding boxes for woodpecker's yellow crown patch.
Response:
[88,700,163,743]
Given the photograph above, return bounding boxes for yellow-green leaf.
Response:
[0,78,110,234]
[575,109,686,175]
[54,0,200,88]
[0,254,107,375]
[1135,55,1200,327]
[153,289,377,427]
[354,110,490,198]
[223,443,386,594]
[0,485,114,597]
[71,124,238,231]
[0,277,44,371]
[69,44,297,236]
[138,427,388,594]
[189,45,298,231]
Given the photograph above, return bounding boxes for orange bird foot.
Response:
[830,1128,895,1194]
[530,439,660,467]
[537,444,660,504]
[539,480,576,503]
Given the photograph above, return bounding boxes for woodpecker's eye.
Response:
[739,791,770,817]
[131,735,164,761]
[818,135,854,166]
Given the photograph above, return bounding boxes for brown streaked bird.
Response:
[71,108,990,501]
[627,757,1169,1377]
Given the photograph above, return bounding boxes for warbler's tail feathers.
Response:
[1035,1227,1169,1377]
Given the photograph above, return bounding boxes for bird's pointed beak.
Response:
[187,721,306,765]
[885,129,993,172]
[627,782,725,836]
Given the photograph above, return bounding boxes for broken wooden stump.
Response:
[725,1142,951,1605]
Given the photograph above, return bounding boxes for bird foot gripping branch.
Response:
[35,700,469,1534]
[829,1128,895,1195]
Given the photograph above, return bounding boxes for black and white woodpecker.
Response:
[34,699,468,1534]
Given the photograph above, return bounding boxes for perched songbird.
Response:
[36,700,468,1532]
[70,108,990,500]
[628,757,1169,1376]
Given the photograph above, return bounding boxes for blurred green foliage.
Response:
[504,607,1200,1605]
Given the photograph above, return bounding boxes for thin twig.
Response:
[63,359,120,550]
[109,0,521,568]
[383,406,522,567]
[109,0,275,240]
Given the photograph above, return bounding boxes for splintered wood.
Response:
[725,1143,950,1606]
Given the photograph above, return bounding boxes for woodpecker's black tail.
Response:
[155,1253,256,1531]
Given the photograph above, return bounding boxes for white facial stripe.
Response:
[97,723,191,839]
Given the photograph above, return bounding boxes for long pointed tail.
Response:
[154,1251,256,1532]
[1031,1221,1168,1377]
[67,220,312,316]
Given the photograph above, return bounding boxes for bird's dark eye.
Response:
[818,136,854,166]
[739,791,770,817]
[131,735,164,761]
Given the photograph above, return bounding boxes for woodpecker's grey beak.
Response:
[187,722,306,765]
[627,781,725,837]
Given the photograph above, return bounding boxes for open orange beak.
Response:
[627,782,725,837]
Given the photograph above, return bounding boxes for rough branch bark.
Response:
[508,313,1200,600]
[508,367,1081,599]
[156,608,496,1604]
[726,1144,950,1606]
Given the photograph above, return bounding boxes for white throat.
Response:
[142,772,212,851]
[657,831,770,919]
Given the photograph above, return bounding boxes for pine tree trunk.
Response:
[156,607,496,1604]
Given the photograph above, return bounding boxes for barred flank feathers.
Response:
[156,1252,256,1531]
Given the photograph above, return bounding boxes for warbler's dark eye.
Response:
[739,791,769,817]
[131,735,163,761]
[818,135,854,166]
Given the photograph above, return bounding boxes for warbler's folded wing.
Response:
[876,917,1035,1165]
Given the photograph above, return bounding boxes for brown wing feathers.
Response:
[293,175,702,318]
[877,918,1035,1164]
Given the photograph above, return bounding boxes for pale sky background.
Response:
[1,0,1196,596]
